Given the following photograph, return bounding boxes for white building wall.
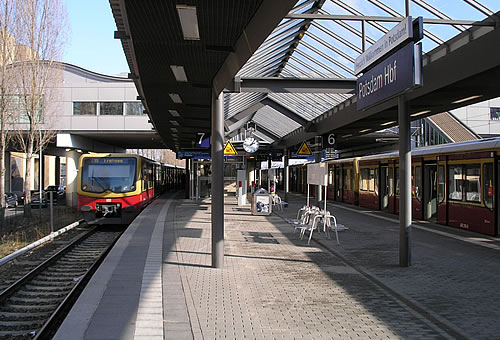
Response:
[46,63,152,133]
[451,98,500,136]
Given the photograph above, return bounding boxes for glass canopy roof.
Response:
[226,0,500,144]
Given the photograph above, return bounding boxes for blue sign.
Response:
[356,42,421,110]
[177,151,211,159]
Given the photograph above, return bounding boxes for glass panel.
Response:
[438,165,445,204]
[342,168,348,191]
[448,166,463,201]
[374,168,379,195]
[483,163,493,209]
[415,166,422,201]
[349,169,354,192]
[125,102,145,115]
[100,102,123,115]
[465,165,480,203]
[81,157,137,193]
[73,102,96,115]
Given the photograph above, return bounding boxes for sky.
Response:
[62,0,129,76]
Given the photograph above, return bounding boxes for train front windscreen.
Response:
[81,157,137,193]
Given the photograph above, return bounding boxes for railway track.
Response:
[0,227,123,339]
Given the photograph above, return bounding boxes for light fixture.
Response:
[381,120,396,126]
[169,109,180,117]
[170,65,188,82]
[359,129,371,133]
[342,134,352,138]
[451,95,482,104]
[410,109,431,117]
[76,149,83,153]
[169,93,182,104]
[170,127,178,133]
[176,5,200,40]
[170,120,179,126]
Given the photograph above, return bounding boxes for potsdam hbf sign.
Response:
[356,42,422,110]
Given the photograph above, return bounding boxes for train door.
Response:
[380,165,390,211]
[335,166,342,201]
[423,163,438,221]
[436,162,447,225]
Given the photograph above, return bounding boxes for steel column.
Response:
[284,150,289,203]
[398,95,412,267]
[211,90,224,268]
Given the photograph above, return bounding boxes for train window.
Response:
[438,166,445,204]
[395,167,400,196]
[448,166,463,201]
[368,169,375,192]
[483,163,493,209]
[465,165,481,203]
[360,168,368,191]
[374,168,379,195]
[414,166,422,202]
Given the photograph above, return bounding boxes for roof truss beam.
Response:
[285,13,496,26]
[225,77,356,94]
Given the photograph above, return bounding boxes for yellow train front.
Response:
[77,154,158,225]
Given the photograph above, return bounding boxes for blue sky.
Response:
[62,0,129,76]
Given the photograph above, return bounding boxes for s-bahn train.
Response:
[77,153,185,224]
[288,138,500,236]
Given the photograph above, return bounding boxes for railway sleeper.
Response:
[24,282,74,292]
[16,290,69,297]
[0,319,46,327]
[3,304,55,312]
[0,311,51,318]
[6,296,62,304]
[0,330,39,338]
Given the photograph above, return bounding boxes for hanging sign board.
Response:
[356,42,422,111]
[224,141,238,156]
[307,163,328,186]
[297,141,313,156]
[354,16,413,75]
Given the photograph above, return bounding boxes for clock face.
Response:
[243,137,260,153]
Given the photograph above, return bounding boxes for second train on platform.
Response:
[77,153,184,224]
[287,138,500,237]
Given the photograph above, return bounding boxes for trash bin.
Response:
[252,188,272,215]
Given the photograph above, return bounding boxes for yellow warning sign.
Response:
[224,140,238,156]
[297,141,312,156]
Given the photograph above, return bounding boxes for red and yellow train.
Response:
[288,138,500,236]
[78,153,184,224]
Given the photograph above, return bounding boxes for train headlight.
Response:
[131,185,135,190]
[82,185,88,190]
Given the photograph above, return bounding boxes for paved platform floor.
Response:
[55,192,500,339]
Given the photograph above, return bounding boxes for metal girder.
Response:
[261,97,308,126]
[285,13,496,26]
[225,77,356,94]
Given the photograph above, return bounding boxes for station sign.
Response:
[354,16,413,75]
[269,149,284,161]
[177,151,211,159]
[356,42,422,111]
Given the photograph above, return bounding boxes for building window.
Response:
[125,102,145,115]
[490,107,500,120]
[73,102,97,115]
[100,102,123,115]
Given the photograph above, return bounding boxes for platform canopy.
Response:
[111,0,500,152]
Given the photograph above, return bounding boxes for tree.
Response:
[13,0,67,205]
[0,0,21,215]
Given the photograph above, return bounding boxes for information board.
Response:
[307,163,328,186]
